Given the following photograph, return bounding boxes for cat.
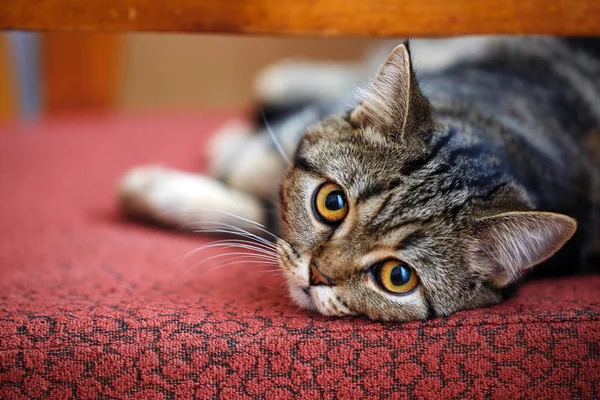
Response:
[119,37,600,322]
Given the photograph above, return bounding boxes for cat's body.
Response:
[120,37,600,321]
[411,37,600,277]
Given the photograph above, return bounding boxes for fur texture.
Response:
[120,37,600,321]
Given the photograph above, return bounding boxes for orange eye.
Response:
[313,182,348,224]
[374,260,418,295]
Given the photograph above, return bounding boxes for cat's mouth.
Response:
[290,281,357,317]
[287,283,317,312]
[300,286,315,307]
[276,241,354,316]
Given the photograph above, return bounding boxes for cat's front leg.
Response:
[207,117,304,200]
[118,166,266,233]
[207,120,286,200]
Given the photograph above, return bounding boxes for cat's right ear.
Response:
[349,42,434,141]
[473,211,577,287]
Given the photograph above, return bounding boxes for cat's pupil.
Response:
[325,191,345,211]
[390,265,410,286]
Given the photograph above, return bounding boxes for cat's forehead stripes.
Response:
[276,37,596,322]
[296,115,513,237]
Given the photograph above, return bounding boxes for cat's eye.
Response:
[313,182,348,224]
[373,260,418,295]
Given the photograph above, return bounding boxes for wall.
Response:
[1,33,381,118]
[119,34,377,109]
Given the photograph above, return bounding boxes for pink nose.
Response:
[310,263,334,286]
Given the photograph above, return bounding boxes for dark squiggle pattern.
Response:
[0,115,599,399]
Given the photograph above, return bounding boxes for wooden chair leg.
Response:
[42,33,120,113]
[0,34,16,122]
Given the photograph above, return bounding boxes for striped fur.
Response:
[120,37,600,321]
[274,38,599,321]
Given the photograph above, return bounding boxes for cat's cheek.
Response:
[390,295,430,321]
[359,279,429,321]
[280,260,315,312]
[281,265,308,286]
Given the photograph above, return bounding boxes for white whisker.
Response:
[187,251,272,271]
[208,254,279,265]
[199,216,287,246]
[139,204,293,250]
[182,243,279,262]
[194,229,278,254]
[196,207,267,228]
[183,237,276,256]
[196,223,277,247]
[261,111,292,165]
[217,259,278,269]
[188,240,276,256]
[201,259,279,276]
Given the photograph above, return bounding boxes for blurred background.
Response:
[0,32,379,122]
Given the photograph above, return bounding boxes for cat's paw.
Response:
[118,165,265,230]
[119,165,185,223]
[208,120,286,199]
[208,120,253,177]
[255,60,362,104]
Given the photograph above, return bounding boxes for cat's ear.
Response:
[474,211,577,287]
[350,41,433,140]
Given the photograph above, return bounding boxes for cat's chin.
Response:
[287,283,358,318]
[287,285,317,312]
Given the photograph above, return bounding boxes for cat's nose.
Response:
[309,262,334,286]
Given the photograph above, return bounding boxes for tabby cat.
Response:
[120,37,600,321]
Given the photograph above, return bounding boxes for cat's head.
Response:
[277,43,576,321]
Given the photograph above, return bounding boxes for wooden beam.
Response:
[1,0,600,36]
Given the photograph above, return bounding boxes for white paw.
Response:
[119,165,167,198]
[119,165,183,221]
[208,120,253,176]
[208,121,288,200]
[118,166,265,229]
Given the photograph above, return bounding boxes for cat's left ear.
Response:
[350,41,434,140]
[474,211,577,287]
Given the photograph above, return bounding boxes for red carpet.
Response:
[0,114,599,399]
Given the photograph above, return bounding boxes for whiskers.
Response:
[161,207,291,279]
[261,111,292,166]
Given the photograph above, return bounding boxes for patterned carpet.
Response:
[1,114,599,399]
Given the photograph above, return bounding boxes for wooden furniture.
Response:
[1,0,599,117]
[0,35,15,120]
[2,0,600,36]
[42,33,119,112]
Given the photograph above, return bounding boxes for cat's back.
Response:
[417,37,600,186]
[416,37,600,139]
[412,37,600,274]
